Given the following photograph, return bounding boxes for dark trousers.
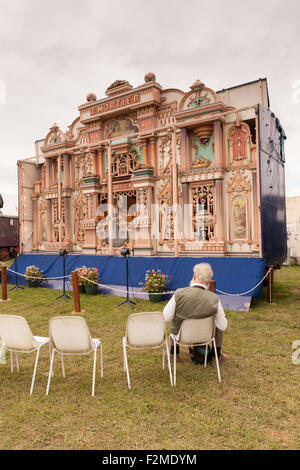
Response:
[170,328,224,357]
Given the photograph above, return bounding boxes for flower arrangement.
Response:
[25,265,45,286]
[140,269,170,293]
[74,266,89,286]
[82,267,99,286]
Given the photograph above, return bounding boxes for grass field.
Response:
[0,266,299,450]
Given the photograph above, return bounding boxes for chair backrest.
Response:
[126,312,166,348]
[49,316,93,353]
[178,316,215,345]
[0,315,34,351]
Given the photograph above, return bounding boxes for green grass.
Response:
[0,266,299,450]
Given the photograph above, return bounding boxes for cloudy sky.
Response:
[0,0,299,215]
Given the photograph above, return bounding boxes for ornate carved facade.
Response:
[19,74,271,257]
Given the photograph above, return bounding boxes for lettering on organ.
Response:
[90,94,140,116]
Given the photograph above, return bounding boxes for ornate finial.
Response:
[144,72,156,83]
[86,93,97,102]
[190,79,205,90]
[105,80,133,96]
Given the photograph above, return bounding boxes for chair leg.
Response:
[212,338,221,383]
[48,342,53,377]
[61,355,66,378]
[162,344,165,370]
[100,342,103,378]
[204,344,208,368]
[10,352,13,373]
[92,346,97,397]
[172,337,177,386]
[15,352,19,372]
[46,349,55,396]
[123,337,131,389]
[30,348,40,395]
[165,340,173,386]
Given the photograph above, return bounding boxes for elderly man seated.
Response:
[163,263,227,363]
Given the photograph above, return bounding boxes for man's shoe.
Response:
[165,351,180,361]
[211,353,227,364]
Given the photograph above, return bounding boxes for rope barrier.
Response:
[78,275,175,295]
[7,267,70,281]
[215,268,271,296]
[4,267,271,297]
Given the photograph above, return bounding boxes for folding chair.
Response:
[123,312,173,389]
[170,316,221,385]
[0,314,50,395]
[46,316,103,397]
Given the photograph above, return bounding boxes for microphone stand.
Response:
[56,253,70,301]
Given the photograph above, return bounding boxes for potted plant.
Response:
[140,269,170,302]
[73,266,88,293]
[25,265,45,288]
[84,267,99,295]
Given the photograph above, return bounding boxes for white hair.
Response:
[193,263,213,283]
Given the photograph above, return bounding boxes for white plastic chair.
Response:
[170,316,221,385]
[123,312,173,389]
[46,316,103,397]
[0,314,50,395]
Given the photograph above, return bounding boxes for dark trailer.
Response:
[258,104,287,268]
[0,194,19,260]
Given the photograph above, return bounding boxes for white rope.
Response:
[215,268,271,296]
[0,260,12,267]
[79,275,175,295]
[7,267,70,281]
[80,269,271,297]
[4,267,271,297]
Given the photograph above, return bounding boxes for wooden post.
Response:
[267,266,274,304]
[1,265,10,302]
[209,280,216,293]
[71,270,85,314]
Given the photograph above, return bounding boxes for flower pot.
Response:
[149,293,163,302]
[84,284,98,295]
[27,280,39,288]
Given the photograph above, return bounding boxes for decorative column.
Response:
[149,136,157,174]
[252,172,259,244]
[31,195,38,250]
[172,127,179,256]
[92,150,98,176]
[141,139,148,165]
[180,128,189,170]
[215,179,225,243]
[57,153,63,248]
[182,182,192,241]
[98,145,105,180]
[107,140,113,255]
[45,158,51,190]
[46,199,53,244]
[63,154,71,189]
[214,120,224,167]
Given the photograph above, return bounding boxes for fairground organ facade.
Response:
[18,74,270,257]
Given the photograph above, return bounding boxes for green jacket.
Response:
[171,285,219,335]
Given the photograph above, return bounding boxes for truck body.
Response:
[0,194,19,260]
